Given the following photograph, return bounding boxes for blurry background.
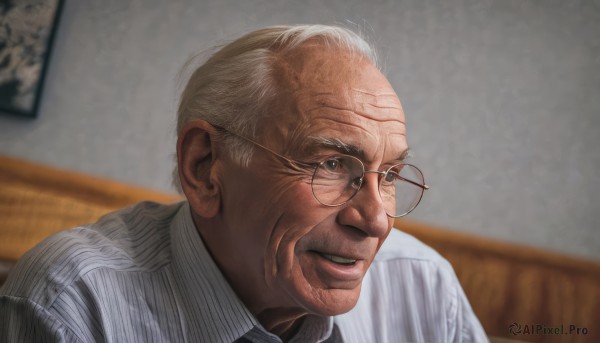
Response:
[0,0,598,261]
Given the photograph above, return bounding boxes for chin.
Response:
[295,284,363,317]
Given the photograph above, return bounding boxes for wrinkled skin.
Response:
[181,44,408,339]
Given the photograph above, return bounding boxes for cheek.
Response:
[222,165,304,230]
[262,182,330,282]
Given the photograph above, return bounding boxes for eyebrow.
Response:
[304,136,410,162]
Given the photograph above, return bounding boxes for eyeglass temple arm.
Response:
[392,172,430,190]
[365,169,429,190]
[214,125,429,190]
[215,125,314,171]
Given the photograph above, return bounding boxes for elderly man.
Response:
[0,25,486,342]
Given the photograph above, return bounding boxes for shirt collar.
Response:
[242,316,334,343]
[290,315,334,343]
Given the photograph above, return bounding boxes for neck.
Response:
[191,212,309,341]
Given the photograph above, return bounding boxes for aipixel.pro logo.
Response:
[509,322,589,336]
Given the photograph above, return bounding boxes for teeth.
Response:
[322,253,356,265]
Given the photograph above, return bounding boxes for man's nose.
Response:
[336,172,390,238]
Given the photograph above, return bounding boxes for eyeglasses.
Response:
[216,126,429,218]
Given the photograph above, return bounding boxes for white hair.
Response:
[173,24,379,191]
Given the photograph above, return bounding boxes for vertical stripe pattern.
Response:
[0,201,487,342]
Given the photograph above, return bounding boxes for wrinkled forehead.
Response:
[265,45,407,162]
[274,44,389,96]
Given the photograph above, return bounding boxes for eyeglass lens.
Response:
[311,156,425,217]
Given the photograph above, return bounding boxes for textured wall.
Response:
[0,0,598,261]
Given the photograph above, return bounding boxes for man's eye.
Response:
[323,158,341,172]
[384,171,398,183]
[350,176,363,190]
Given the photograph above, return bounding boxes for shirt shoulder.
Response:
[369,227,458,296]
[0,201,182,309]
[335,228,488,342]
[374,227,451,266]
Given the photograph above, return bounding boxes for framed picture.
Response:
[0,0,64,118]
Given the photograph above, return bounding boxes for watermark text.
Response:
[508,323,589,336]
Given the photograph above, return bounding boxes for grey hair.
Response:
[173,24,379,192]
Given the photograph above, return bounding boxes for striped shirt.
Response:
[0,201,487,342]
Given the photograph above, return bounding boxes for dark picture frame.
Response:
[0,0,64,118]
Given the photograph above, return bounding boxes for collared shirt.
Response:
[0,201,487,342]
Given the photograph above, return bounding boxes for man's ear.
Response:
[177,120,221,218]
